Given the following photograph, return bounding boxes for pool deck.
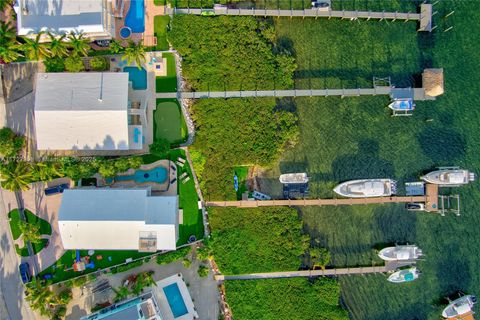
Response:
[153,273,198,320]
[110,160,177,194]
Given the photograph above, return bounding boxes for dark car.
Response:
[312,1,330,8]
[44,183,69,196]
[19,263,31,284]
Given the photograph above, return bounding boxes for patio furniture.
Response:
[182,176,191,184]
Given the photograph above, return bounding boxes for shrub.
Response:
[111,260,143,274]
[0,127,24,157]
[149,139,171,156]
[65,56,85,72]
[197,265,209,278]
[182,258,191,268]
[156,246,191,265]
[44,57,65,72]
[90,56,108,71]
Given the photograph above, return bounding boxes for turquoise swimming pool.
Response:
[124,67,147,90]
[163,283,188,318]
[115,166,168,184]
[125,0,145,33]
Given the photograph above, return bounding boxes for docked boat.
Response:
[279,173,309,184]
[387,267,420,283]
[442,295,477,319]
[388,98,415,116]
[378,245,423,261]
[421,168,475,186]
[333,179,396,198]
[405,203,426,211]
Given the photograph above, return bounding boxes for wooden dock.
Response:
[166,4,432,32]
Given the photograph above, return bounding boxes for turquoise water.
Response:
[125,0,145,33]
[124,67,147,90]
[163,283,188,318]
[115,166,168,184]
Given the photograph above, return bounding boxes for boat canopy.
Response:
[440,172,465,184]
[349,181,386,196]
[279,173,309,184]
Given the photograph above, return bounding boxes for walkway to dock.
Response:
[166,4,432,32]
[215,260,416,281]
[155,87,432,101]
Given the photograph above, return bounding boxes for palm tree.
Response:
[67,32,90,57]
[47,32,68,58]
[132,271,156,295]
[0,42,22,64]
[0,21,16,45]
[20,32,50,61]
[123,40,146,69]
[113,286,130,302]
[0,161,33,191]
[19,220,42,244]
[33,161,63,182]
[109,39,124,54]
[25,280,55,317]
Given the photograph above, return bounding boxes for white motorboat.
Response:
[421,168,475,186]
[279,173,309,184]
[333,179,396,198]
[405,203,426,211]
[442,295,477,319]
[378,245,423,261]
[387,267,420,283]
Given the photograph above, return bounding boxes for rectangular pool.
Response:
[124,67,147,90]
[163,283,188,318]
[115,166,168,184]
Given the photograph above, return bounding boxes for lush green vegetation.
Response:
[209,207,308,274]
[0,127,24,157]
[154,99,188,144]
[233,166,248,199]
[156,246,191,265]
[8,209,51,240]
[89,56,109,71]
[155,52,177,92]
[154,15,171,51]
[225,278,348,320]
[191,98,297,200]
[38,250,151,283]
[168,15,295,91]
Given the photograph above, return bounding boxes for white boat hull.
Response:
[333,179,396,198]
[387,267,420,283]
[421,169,475,186]
[378,245,422,261]
[442,295,477,318]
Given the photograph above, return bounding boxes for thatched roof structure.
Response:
[423,68,444,97]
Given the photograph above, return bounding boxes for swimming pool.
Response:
[125,0,145,33]
[115,166,168,184]
[163,283,188,318]
[123,67,147,90]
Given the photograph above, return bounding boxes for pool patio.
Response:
[108,160,177,194]
[154,273,198,320]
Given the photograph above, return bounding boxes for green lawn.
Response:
[209,207,308,274]
[225,278,348,320]
[233,166,248,199]
[8,209,52,240]
[154,15,171,51]
[38,250,152,283]
[154,99,188,144]
[156,52,177,93]
[15,239,49,257]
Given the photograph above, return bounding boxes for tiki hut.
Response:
[423,68,444,97]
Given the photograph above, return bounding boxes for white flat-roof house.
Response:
[13,0,114,40]
[34,72,145,153]
[58,188,179,252]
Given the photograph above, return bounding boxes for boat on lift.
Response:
[387,267,420,283]
[279,173,309,184]
[442,295,477,319]
[388,98,415,116]
[421,168,475,186]
[333,179,396,198]
[378,245,423,261]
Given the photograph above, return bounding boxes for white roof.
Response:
[14,0,105,36]
[58,188,179,250]
[34,73,131,151]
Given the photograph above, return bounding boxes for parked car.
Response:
[312,1,330,8]
[44,183,69,196]
[19,263,31,284]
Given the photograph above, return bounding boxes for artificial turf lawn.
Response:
[154,15,170,51]
[155,52,177,93]
[154,99,188,144]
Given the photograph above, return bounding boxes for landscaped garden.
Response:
[8,209,51,256]
[155,52,177,92]
[154,15,171,51]
[154,99,188,145]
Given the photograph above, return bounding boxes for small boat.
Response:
[387,267,420,283]
[442,295,477,319]
[333,179,396,198]
[421,168,475,186]
[233,174,239,192]
[378,245,423,261]
[279,173,309,184]
[252,190,271,200]
[388,99,415,112]
[405,203,426,211]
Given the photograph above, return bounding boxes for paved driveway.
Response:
[1,180,66,273]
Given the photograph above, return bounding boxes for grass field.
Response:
[156,52,177,93]
[154,15,170,51]
[154,99,188,144]
[225,277,348,320]
[267,2,480,319]
[8,209,52,256]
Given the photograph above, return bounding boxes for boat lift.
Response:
[438,194,461,216]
